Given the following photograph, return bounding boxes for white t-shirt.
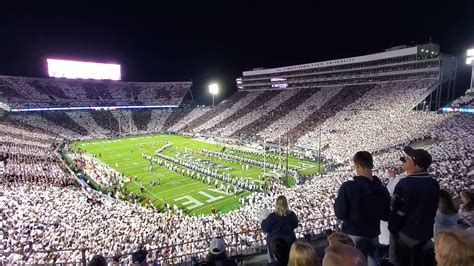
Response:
[379,173,407,245]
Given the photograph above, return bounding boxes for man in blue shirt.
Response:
[388,146,439,266]
[334,151,390,266]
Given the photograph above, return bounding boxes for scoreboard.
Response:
[47,59,121,80]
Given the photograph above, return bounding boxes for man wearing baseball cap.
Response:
[203,237,237,266]
[388,146,439,266]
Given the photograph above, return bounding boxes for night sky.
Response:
[1,0,473,104]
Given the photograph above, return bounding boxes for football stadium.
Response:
[1,4,474,266]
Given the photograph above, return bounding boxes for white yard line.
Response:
[159,183,211,198]
[192,195,239,213]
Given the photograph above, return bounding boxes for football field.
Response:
[71,134,322,215]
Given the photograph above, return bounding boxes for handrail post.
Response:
[81,249,87,266]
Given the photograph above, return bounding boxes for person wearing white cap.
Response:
[203,237,237,266]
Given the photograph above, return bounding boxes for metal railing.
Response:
[0,248,86,266]
[0,216,339,265]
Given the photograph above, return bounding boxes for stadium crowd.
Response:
[193,91,263,133]
[215,89,298,137]
[0,75,191,108]
[257,86,343,141]
[68,151,123,187]
[8,113,86,140]
[450,88,474,106]
[0,123,76,186]
[167,107,211,132]
[66,111,111,138]
[146,109,172,133]
[296,79,439,162]
[0,77,473,265]
[232,88,318,140]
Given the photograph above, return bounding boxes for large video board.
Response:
[47,59,121,80]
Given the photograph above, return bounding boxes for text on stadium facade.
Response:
[243,47,418,76]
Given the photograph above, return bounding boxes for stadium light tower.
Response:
[209,83,219,107]
[466,49,474,89]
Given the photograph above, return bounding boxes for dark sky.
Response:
[0,0,473,104]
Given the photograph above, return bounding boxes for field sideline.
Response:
[71,134,322,215]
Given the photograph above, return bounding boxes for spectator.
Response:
[204,237,237,266]
[434,229,474,266]
[355,238,377,266]
[334,151,390,266]
[131,248,148,265]
[270,237,291,266]
[388,146,439,266]
[288,241,321,266]
[434,189,459,235]
[327,232,355,247]
[322,244,367,266]
[319,231,355,264]
[261,196,299,263]
[379,169,407,246]
[89,254,107,266]
[458,190,474,228]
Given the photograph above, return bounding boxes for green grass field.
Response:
[71,134,322,215]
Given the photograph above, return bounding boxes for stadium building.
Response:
[237,43,457,110]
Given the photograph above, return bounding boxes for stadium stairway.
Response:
[407,80,440,111]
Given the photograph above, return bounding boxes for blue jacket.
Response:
[334,175,391,238]
[261,212,298,248]
[388,171,439,240]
